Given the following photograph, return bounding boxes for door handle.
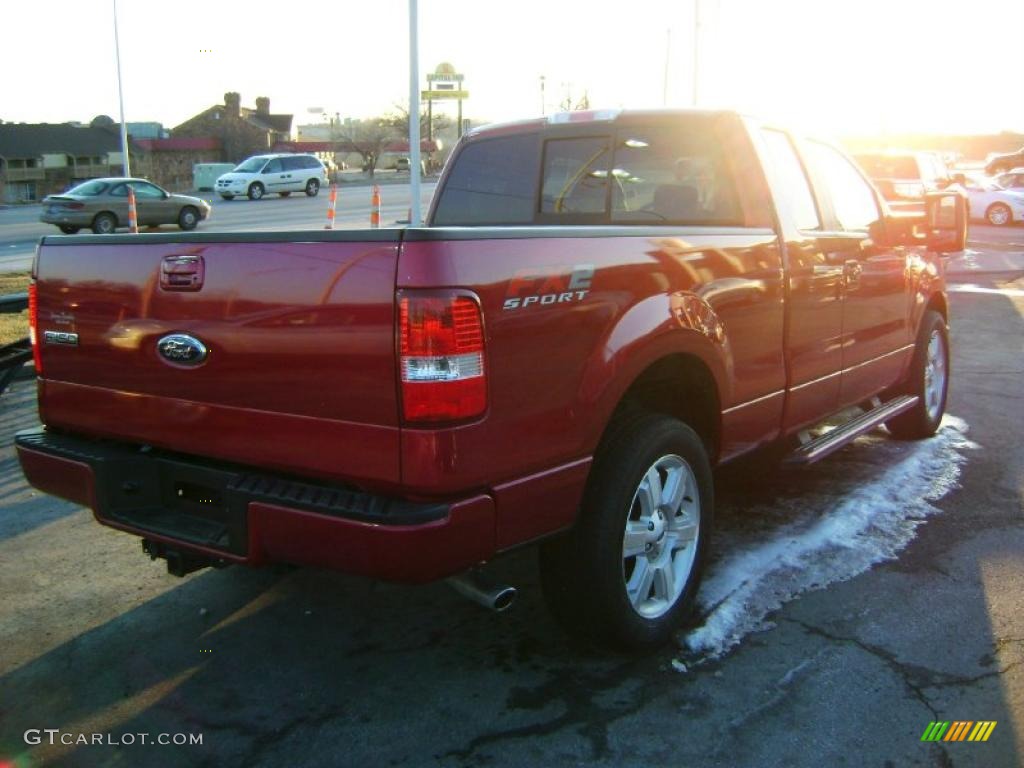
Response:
[160,254,205,291]
[843,259,863,290]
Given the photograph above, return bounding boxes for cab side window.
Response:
[806,142,880,231]
[760,129,821,231]
[263,158,283,174]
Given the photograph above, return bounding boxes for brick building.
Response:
[173,92,293,164]
[132,137,222,192]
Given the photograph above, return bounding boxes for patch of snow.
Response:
[680,415,977,662]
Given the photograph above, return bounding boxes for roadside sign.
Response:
[422,90,469,101]
[427,73,464,83]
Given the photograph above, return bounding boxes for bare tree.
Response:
[384,104,453,140]
[331,118,398,178]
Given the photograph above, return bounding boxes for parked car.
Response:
[215,153,326,200]
[852,150,953,212]
[39,178,211,234]
[18,109,966,651]
[994,168,1024,193]
[984,147,1024,176]
[395,157,426,174]
[965,176,1024,226]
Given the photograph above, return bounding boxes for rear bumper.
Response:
[40,212,92,226]
[15,427,495,583]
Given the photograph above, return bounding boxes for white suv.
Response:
[216,154,327,200]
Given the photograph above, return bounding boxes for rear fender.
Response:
[577,292,730,452]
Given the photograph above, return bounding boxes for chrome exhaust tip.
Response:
[447,570,517,612]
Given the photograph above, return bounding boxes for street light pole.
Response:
[408,0,422,226]
[112,0,131,177]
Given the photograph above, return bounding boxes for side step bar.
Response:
[785,395,919,466]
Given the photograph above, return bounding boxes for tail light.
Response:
[28,281,42,374]
[399,293,486,422]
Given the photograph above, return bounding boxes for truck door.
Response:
[757,128,844,431]
[803,141,912,407]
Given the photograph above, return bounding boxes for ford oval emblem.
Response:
[157,334,208,367]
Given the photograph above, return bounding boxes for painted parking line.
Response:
[948,283,1024,298]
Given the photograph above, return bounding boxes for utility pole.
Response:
[692,0,700,107]
[408,0,422,226]
[113,0,130,176]
[663,29,671,107]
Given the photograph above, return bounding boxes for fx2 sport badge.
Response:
[503,264,594,311]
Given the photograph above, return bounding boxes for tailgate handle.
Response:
[160,255,205,291]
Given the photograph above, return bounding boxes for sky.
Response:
[2,0,1021,139]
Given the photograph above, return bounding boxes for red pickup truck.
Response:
[16,110,966,651]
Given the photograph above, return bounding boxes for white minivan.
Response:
[215,154,327,200]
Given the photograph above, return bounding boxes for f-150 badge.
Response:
[503,264,594,310]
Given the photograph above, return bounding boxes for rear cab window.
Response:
[431,112,773,229]
[430,133,540,225]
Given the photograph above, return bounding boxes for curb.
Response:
[967,241,1024,252]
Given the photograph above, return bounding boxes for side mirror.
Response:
[924,190,967,254]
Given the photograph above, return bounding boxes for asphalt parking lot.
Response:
[0,256,1022,765]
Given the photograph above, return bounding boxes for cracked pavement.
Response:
[0,271,1021,767]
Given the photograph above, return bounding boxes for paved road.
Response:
[0,265,1021,765]
[0,180,438,273]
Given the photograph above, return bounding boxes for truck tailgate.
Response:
[33,232,402,488]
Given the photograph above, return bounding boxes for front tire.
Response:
[178,206,199,231]
[279,191,291,198]
[220,194,234,200]
[247,183,264,201]
[540,413,713,652]
[305,178,320,197]
[91,212,117,234]
[886,310,949,439]
[58,225,80,234]
[986,202,1012,226]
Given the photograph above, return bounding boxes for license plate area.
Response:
[98,457,248,556]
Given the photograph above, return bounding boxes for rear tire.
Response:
[58,225,80,234]
[247,183,264,201]
[91,212,117,234]
[305,178,320,197]
[886,310,949,439]
[539,413,713,652]
[279,191,291,198]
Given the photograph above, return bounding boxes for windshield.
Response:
[66,180,110,196]
[853,154,919,180]
[233,157,268,173]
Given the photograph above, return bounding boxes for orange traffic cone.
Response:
[127,186,138,233]
[324,184,338,230]
[370,185,381,229]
